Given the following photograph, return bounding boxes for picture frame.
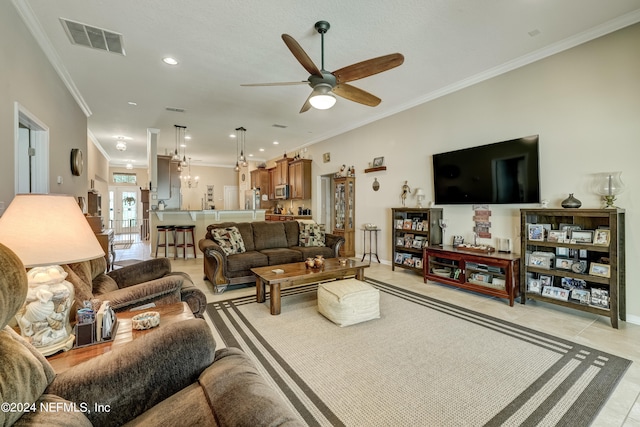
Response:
[547,230,567,243]
[593,229,611,246]
[555,247,569,257]
[539,275,552,287]
[561,277,587,290]
[559,223,582,238]
[528,224,544,241]
[394,252,404,264]
[555,258,573,270]
[541,286,570,301]
[590,288,609,309]
[528,251,553,269]
[372,157,384,167]
[570,289,591,304]
[589,262,611,278]
[570,260,588,274]
[414,258,423,269]
[527,278,542,294]
[395,219,404,229]
[571,230,594,244]
[396,237,405,246]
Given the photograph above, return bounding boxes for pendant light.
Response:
[236,126,248,167]
[173,125,186,161]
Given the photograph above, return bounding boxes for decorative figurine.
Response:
[401,181,411,206]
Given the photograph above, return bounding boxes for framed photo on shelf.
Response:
[590,288,609,309]
[402,219,413,230]
[395,219,404,229]
[571,230,594,244]
[541,286,570,301]
[593,229,611,246]
[559,223,582,238]
[561,277,587,290]
[528,252,553,269]
[372,157,384,167]
[547,230,567,243]
[589,262,611,278]
[571,260,588,274]
[556,247,570,257]
[396,237,405,246]
[527,278,542,293]
[394,252,404,264]
[528,224,544,241]
[539,275,553,287]
[414,258,423,269]
[415,221,424,231]
[570,289,591,304]
[555,258,573,270]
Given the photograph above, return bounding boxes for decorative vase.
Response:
[305,258,315,269]
[561,193,582,208]
[314,255,325,269]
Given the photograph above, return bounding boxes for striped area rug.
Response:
[206,278,630,426]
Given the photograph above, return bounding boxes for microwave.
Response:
[275,184,289,200]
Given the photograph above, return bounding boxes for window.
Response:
[113,173,137,184]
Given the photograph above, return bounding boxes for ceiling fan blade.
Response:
[333,53,404,83]
[282,34,322,77]
[333,84,381,107]
[241,81,308,87]
[299,93,312,113]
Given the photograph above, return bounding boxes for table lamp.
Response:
[414,188,425,208]
[593,172,625,208]
[0,194,105,355]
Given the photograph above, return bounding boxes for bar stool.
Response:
[155,225,176,258]
[174,225,196,259]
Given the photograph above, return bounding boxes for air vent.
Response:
[272,124,288,128]
[60,18,125,55]
[165,107,186,113]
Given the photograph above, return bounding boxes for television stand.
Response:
[423,246,520,306]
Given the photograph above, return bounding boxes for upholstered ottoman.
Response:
[318,279,380,327]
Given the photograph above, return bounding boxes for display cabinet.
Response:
[424,246,520,306]
[333,176,355,257]
[520,208,625,328]
[391,208,442,275]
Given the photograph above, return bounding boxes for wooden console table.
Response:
[47,302,193,373]
[424,246,520,306]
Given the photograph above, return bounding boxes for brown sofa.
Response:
[0,242,304,427]
[62,256,206,318]
[199,220,344,292]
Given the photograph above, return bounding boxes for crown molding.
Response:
[12,0,92,117]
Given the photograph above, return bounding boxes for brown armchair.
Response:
[0,242,304,427]
[62,256,206,318]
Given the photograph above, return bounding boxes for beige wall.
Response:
[180,164,237,210]
[0,2,88,209]
[302,22,640,321]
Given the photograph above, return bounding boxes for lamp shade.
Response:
[0,194,104,267]
[414,188,425,197]
[309,84,337,110]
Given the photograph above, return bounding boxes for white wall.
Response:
[303,22,640,321]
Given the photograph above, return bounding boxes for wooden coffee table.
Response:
[252,258,369,315]
[47,302,194,373]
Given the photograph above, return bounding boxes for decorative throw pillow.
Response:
[212,226,246,255]
[299,223,326,247]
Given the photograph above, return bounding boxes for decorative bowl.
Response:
[364,223,377,230]
[432,268,451,278]
[131,311,160,330]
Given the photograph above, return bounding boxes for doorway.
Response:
[15,103,49,194]
[108,186,141,247]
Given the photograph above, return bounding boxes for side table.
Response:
[47,302,193,373]
[361,228,380,264]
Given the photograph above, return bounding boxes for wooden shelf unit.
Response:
[520,208,625,328]
[424,246,520,306]
[391,208,442,275]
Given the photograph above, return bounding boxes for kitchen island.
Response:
[150,209,266,258]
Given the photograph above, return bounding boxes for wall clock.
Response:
[70,148,83,176]
[241,173,246,182]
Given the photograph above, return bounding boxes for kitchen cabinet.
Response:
[274,157,292,186]
[268,167,276,200]
[250,168,270,197]
[288,159,311,200]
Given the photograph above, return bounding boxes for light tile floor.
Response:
[115,238,640,427]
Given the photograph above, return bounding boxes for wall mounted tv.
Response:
[432,135,540,205]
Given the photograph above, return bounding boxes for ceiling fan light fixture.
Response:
[309,84,336,110]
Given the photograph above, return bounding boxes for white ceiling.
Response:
[15,0,640,168]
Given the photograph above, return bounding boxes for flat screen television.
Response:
[432,135,540,205]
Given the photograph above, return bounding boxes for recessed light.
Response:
[185,136,191,140]
[249,154,254,157]
[259,148,265,152]
[229,134,236,138]
[162,57,178,65]
[127,101,137,106]
[273,141,279,145]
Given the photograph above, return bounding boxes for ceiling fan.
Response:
[242,21,404,113]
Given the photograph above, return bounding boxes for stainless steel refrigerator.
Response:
[244,189,261,210]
